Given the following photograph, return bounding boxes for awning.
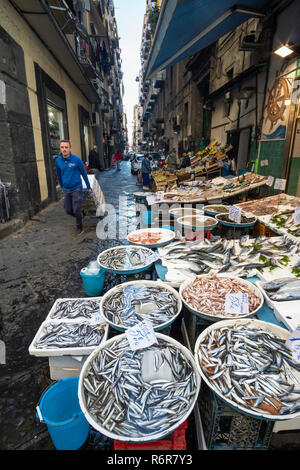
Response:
[145,0,273,79]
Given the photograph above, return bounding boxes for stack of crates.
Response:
[114,421,187,450]
[198,382,274,450]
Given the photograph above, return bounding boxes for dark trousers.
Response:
[142,173,150,187]
[63,189,83,228]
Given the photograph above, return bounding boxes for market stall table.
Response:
[236,193,300,243]
[81,174,105,217]
[158,173,269,205]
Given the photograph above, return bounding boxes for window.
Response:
[47,104,65,159]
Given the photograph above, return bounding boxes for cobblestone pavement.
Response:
[0,161,299,451]
[0,161,142,450]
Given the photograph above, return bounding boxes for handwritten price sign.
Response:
[228,206,242,224]
[274,178,286,191]
[225,293,249,315]
[266,176,274,187]
[126,320,158,351]
[294,207,300,225]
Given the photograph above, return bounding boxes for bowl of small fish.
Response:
[176,215,218,231]
[169,207,204,219]
[127,228,176,248]
[203,205,229,216]
[100,280,182,332]
[215,212,257,228]
[29,317,108,357]
[78,333,200,442]
[194,318,300,420]
[180,273,264,322]
[97,245,157,274]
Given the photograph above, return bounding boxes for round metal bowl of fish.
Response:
[176,215,218,231]
[97,245,156,274]
[215,212,257,228]
[78,332,201,442]
[169,207,204,219]
[203,205,229,216]
[127,228,176,248]
[179,273,264,323]
[194,318,300,421]
[100,280,182,332]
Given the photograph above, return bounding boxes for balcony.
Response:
[10,0,99,103]
[77,55,97,78]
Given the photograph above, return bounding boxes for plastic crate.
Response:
[198,382,274,450]
[114,421,187,450]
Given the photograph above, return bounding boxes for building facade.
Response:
[0,0,124,224]
[139,0,300,195]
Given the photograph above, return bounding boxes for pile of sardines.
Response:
[35,322,106,349]
[261,277,300,302]
[83,336,198,438]
[98,246,153,271]
[49,299,100,320]
[102,284,178,328]
[197,322,300,416]
[158,235,300,279]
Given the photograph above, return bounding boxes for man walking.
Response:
[55,140,92,234]
[114,151,122,170]
[88,145,101,174]
[141,153,152,190]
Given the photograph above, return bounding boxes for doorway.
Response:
[226,126,252,173]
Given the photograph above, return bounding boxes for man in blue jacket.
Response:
[55,140,92,234]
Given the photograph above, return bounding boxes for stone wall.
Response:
[0,25,41,219]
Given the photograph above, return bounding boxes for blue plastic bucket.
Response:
[80,266,105,296]
[36,377,90,450]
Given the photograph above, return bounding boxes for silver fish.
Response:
[83,337,198,438]
[35,322,106,349]
[198,323,300,416]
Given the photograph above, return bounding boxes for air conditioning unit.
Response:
[91,112,100,126]
[239,33,265,51]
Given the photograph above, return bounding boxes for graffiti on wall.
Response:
[261,76,292,140]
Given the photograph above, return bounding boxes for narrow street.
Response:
[0,161,142,450]
[1,162,300,452]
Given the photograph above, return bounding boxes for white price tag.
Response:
[225,293,249,315]
[126,320,158,351]
[90,312,104,325]
[274,178,286,191]
[266,176,274,187]
[286,326,300,364]
[147,253,160,264]
[264,160,269,167]
[294,207,300,224]
[228,206,241,224]
[260,160,265,167]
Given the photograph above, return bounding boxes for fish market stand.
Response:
[29,222,300,450]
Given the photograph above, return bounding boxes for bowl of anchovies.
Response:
[100,280,182,332]
[78,333,200,442]
[194,318,300,420]
[97,245,157,275]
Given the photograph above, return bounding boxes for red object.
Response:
[115,152,122,160]
[185,229,211,241]
[84,163,90,174]
[114,421,187,451]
